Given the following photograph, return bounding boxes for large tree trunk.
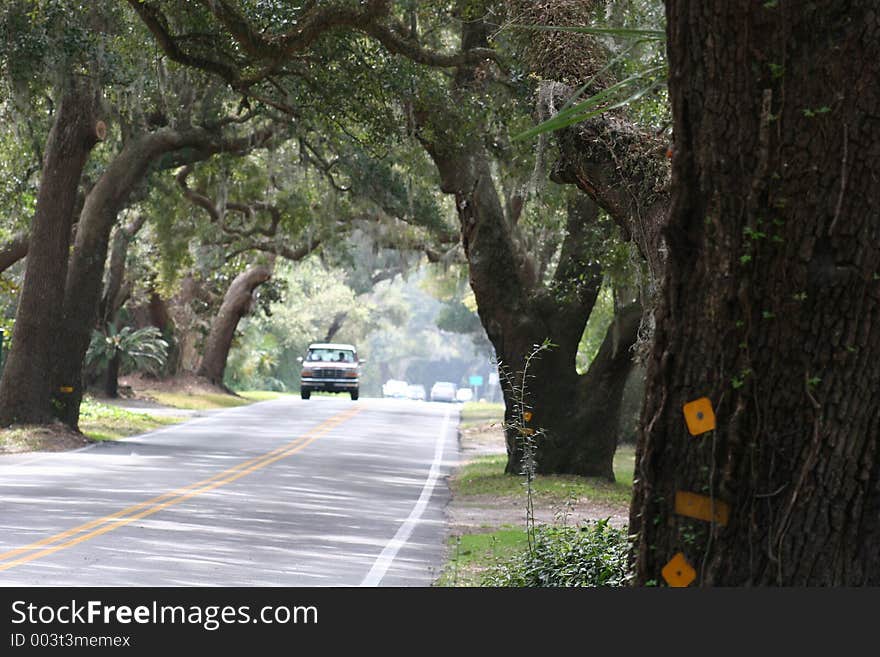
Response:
[428,136,623,477]
[323,312,348,343]
[630,1,880,586]
[53,131,179,427]
[416,18,636,478]
[197,265,273,386]
[522,302,642,478]
[0,83,99,426]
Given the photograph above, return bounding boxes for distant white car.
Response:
[383,379,409,398]
[455,388,473,403]
[406,384,426,401]
[430,381,457,403]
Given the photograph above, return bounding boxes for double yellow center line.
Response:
[0,406,361,573]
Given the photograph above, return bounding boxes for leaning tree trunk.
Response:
[197,265,273,386]
[92,214,149,399]
[630,1,880,586]
[99,213,147,327]
[52,126,263,428]
[0,82,99,426]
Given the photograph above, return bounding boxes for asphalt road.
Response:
[0,397,460,587]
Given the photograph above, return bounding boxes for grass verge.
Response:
[0,397,185,453]
[440,399,637,586]
[459,401,505,430]
[236,390,292,402]
[452,445,636,507]
[78,397,185,441]
[435,527,529,587]
[143,389,290,410]
[141,390,250,410]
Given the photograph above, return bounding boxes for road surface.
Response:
[0,397,460,586]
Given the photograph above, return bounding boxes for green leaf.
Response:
[513,67,666,142]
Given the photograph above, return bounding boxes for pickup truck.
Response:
[298,342,362,400]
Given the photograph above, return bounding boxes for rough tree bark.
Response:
[146,290,180,376]
[630,1,880,585]
[532,302,642,475]
[104,354,121,399]
[197,264,274,386]
[551,112,669,281]
[0,82,100,426]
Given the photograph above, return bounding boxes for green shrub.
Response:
[481,520,632,587]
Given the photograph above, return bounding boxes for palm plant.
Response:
[85,324,169,397]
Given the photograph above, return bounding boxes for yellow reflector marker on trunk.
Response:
[682,397,716,435]
[675,491,729,526]
[662,552,696,587]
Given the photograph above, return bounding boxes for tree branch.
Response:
[0,231,30,274]
[127,1,241,85]
[362,20,499,68]
[550,93,670,279]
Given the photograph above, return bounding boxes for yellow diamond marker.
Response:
[662,552,696,587]
[675,491,729,526]
[682,397,716,435]
[523,411,533,423]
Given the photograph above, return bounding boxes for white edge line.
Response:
[360,406,451,587]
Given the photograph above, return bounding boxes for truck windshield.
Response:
[306,349,356,363]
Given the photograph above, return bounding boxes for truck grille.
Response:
[315,368,345,378]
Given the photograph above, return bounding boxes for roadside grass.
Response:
[78,397,184,441]
[236,390,292,402]
[438,440,637,586]
[0,397,184,453]
[459,401,505,430]
[0,389,289,453]
[435,527,528,587]
[452,445,636,507]
[0,424,88,453]
[141,390,253,410]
